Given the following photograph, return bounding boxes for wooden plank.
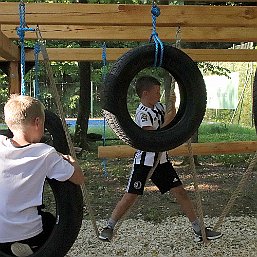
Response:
[3,25,257,42]
[1,3,257,27]
[0,28,19,61]
[1,48,257,62]
[12,48,257,62]
[8,62,20,94]
[98,141,257,159]
[25,48,129,62]
[184,49,257,62]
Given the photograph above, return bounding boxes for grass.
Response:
[0,124,7,130]
[199,122,257,142]
[197,123,257,165]
[86,121,257,145]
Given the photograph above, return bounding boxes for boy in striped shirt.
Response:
[99,76,221,242]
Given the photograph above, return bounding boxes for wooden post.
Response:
[8,61,20,94]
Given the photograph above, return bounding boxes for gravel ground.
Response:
[67,216,257,257]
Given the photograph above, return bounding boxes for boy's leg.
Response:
[151,162,222,241]
[170,185,197,222]
[99,164,150,241]
[170,185,222,241]
[110,192,139,222]
[99,193,139,241]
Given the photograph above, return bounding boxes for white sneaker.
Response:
[11,242,33,257]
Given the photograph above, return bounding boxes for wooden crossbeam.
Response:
[98,141,257,159]
[1,3,257,28]
[3,25,257,42]
[0,28,19,61]
[0,48,256,62]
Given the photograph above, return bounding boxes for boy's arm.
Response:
[162,93,176,128]
[62,154,85,185]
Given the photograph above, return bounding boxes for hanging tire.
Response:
[0,110,83,257]
[253,69,257,133]
[101,43,207,152]
[44,110,70,154]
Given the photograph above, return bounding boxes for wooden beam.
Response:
[98,141,257,159]
[8,62,20,94]
[0,28,19,61]
[184,49,257,62]
[7,48,257,62]
[1,48,257,62]
[3,25,257,42]
[1,3,257,28]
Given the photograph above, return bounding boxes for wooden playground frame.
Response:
[0,1,257,157]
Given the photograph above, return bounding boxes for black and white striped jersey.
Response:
[133,102,169,166]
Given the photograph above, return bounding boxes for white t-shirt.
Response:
[133,102,169,166]
[0,135,74,243]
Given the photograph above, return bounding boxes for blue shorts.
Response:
[126,161,182,195]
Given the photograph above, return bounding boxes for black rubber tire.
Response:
[253,68,257,133]
[0,111,83,257]
[101,43,207,152]
[44,110,70,154]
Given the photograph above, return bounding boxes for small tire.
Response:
[0,111,83,257]
[101,43,207,152]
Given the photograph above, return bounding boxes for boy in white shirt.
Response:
[0,95,85,256]
[99,76,222,243]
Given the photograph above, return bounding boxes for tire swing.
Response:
[101,43,207,152]
[0,111,83,257]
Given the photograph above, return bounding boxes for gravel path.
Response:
[68,216,257,257]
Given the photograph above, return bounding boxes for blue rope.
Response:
[17,1,35,95]
[149,4,164,67]
[101,42,108,177]
[34,42,41,98]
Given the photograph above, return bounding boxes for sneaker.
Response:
[11,242,33,257]
[99,226,113,242]
[194,227,222,242]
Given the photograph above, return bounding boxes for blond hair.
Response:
[4,94,45,131]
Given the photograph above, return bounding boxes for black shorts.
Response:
[0,210,55,255]
[126,161,182,195]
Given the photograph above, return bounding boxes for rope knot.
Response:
[16,27,24,41]
[149,4,163,67]
[151,5,160,17]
